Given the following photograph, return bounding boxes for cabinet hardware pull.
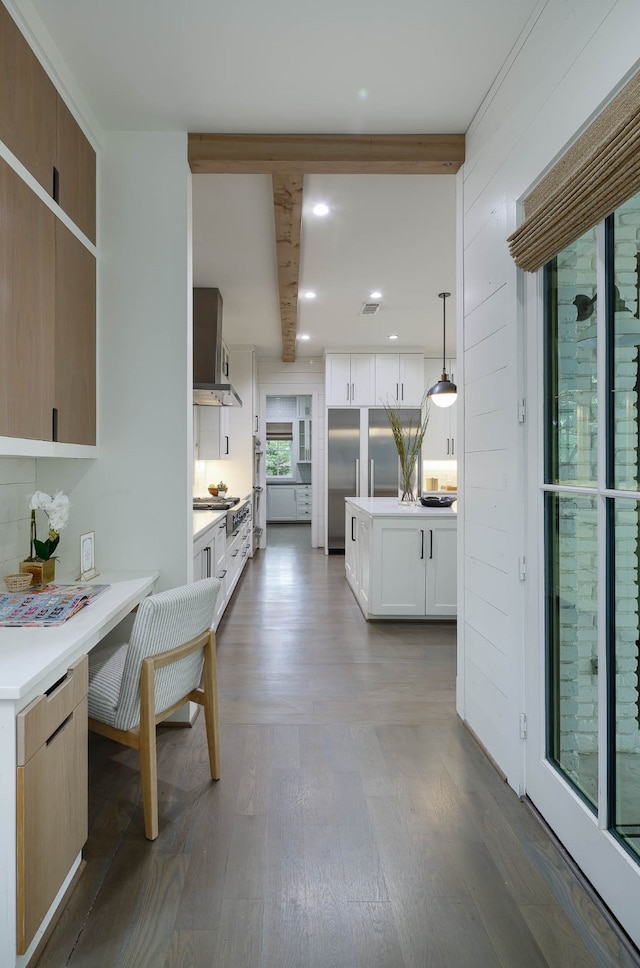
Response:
[47,711,73,746]
[225,435,229,455]
[351,516,356,541]
[346,382,350,401]
[204,546,212,577]
[52,407,58,442]
[401,383,404,401]
[430,530,433,559]
[218,569,227,579]
[446,438,449,456]
[420,530,424,559]
[52,166,59,202]
[451,437,455,455]
[396,383,399,400]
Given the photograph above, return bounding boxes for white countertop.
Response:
[0,571,158,702]
[346,497,457,518]
[193,508,226,540]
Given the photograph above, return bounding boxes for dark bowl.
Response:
[419,495,456,508]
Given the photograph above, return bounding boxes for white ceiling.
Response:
[24,0,540,359]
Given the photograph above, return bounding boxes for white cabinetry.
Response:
[374,353,425,406]
[424,358,457,459]
[295,485,312,521]
[267,485,297,521]
[325,353,375,406]
[196,405,230,460]
[345,499,456,619]
[193,516,228,627]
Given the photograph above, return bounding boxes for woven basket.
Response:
[5,573,33,592]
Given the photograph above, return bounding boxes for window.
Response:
[544,194,640,859]
[266,439,292,477]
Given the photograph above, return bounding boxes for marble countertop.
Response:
[345,497,457,517]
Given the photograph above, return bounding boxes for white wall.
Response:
[459,0,640,784]
[36,132,193,590]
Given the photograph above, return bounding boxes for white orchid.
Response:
[27,490,71,561]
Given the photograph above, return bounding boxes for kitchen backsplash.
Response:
[422,459,457,492]
[0,457,37,577]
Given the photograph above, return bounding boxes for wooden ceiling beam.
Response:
[272,173,303,363]
[188,133,464,174]
[189,133,465,362]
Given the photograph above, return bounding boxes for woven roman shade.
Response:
[266,421,293,440]
[508,71,640,272]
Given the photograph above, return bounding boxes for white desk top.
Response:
[0,571,158,703]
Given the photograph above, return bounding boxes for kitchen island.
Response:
[345,497,457,620]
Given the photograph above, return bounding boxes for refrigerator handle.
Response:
[355,458,360,497]
[369,459,374,497]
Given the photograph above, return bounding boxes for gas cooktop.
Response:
[193,496,240,511]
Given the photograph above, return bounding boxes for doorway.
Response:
[262,392,316,548]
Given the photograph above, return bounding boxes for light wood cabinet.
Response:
[0,157,55,441]
[0,2,57,196]
[55,219,96,444]
[374,353,425,406]
[0,4,96,241]
[16,656,88,954]
[56,95,96,243]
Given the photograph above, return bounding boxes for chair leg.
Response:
[140,659,159,840]
[203,632,221,780]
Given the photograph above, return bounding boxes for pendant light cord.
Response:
[438,292,451,375]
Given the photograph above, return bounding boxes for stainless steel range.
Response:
[227,499,251,536]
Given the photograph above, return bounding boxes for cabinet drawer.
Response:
[17,656,88,954]
[17,656,88,765]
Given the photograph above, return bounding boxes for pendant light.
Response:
[427,292,457,408]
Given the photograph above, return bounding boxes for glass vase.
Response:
[398,462,419,505]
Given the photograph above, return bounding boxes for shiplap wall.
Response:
[459,0,640,785]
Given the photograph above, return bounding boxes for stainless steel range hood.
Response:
[193,287,243,406]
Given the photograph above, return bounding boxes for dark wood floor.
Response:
[36,524,640,967]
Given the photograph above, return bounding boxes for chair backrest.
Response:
[113,577,220,731]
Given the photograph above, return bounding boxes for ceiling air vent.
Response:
[359,301,381,316]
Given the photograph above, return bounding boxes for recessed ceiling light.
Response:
[303,291,317,299]
[298,333,310,341]
[370,291,382,300]
[388,334,399,340]
[312,203,330,217]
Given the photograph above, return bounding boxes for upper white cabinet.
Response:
[326,352,425,408]
[424,358,457,459]
[325,353,375,406]
[196,405,230,460]
[374,353,425,406]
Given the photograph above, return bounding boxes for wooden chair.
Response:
[87,577,221,840]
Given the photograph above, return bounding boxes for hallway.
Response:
[37,528,639,967]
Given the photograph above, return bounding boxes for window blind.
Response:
[266,422,293,441]
[508,71,640,272]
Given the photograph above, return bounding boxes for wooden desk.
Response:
[0,572,158,968]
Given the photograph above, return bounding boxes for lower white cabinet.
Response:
[193,516,228,627]
[267,484,311,522]
[345,499,456,618]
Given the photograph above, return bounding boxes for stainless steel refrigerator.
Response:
[327,407,421,552]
